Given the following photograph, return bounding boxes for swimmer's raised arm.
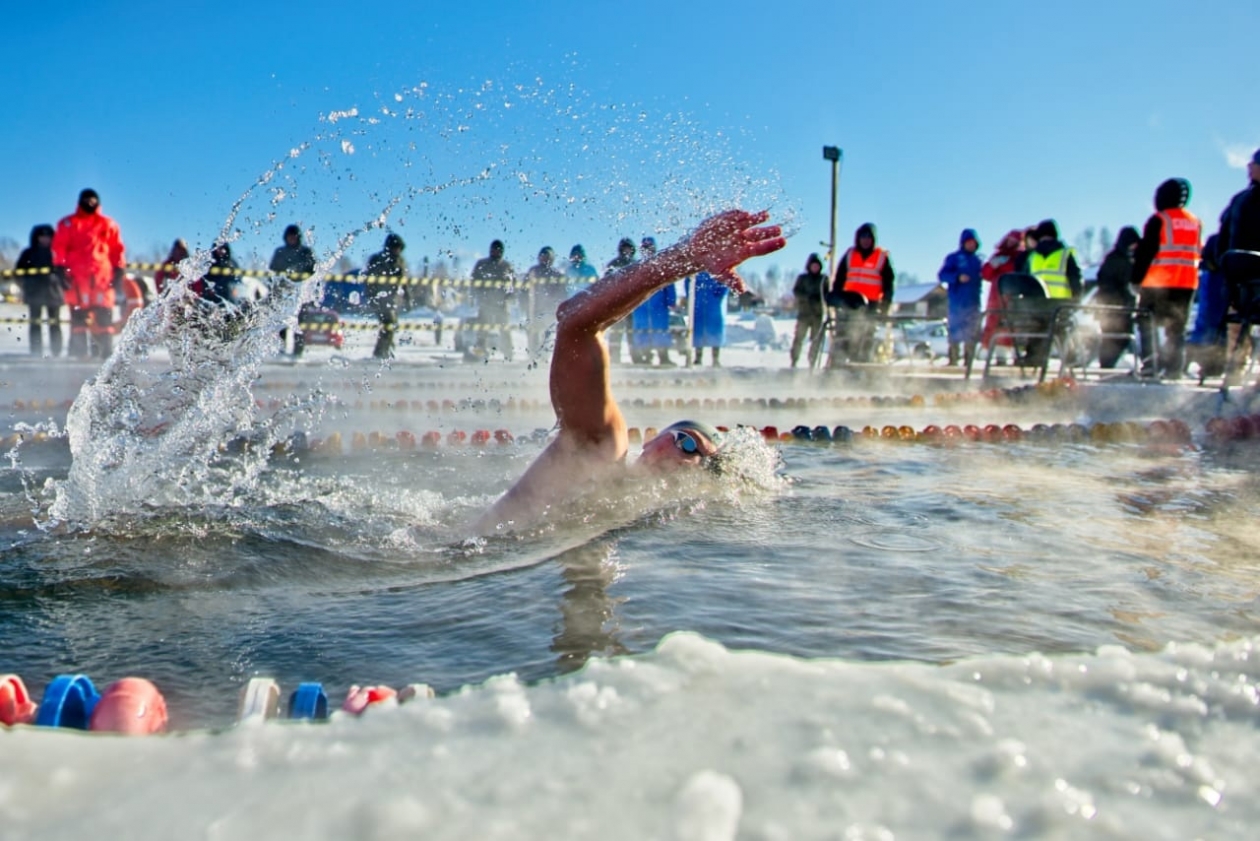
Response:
[475,209,784,532]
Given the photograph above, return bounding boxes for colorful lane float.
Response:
[1,673,435,735]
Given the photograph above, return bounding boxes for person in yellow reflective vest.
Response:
[1133,178,1201,378]
[1013,219,1082,366]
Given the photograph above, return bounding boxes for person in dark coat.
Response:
[1093,226,1140,369]
[270,224,317,355]
[16,224,63,357]
[937,228,984,365]
[1186,234,1229,379]
[524,245,568,361]
[364,233,408,359]
[470,239,517,361]
[1216,148,1260,257]
[789,253,827,368]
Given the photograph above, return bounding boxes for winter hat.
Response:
[1251,149,1260,166]
[283,224,301,240]
[490,239,505,252]
[960,228,980,248]
[1114,226,1141,252]
[569,244,586,260]
[384,233,405,250]
[1034,219,1059,241]
[1154,178,1191,211]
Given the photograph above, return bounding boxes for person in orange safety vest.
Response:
[52,188,126,359]
[1133,178,1201,378]
[827,222,895,364]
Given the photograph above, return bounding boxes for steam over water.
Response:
[3,77,1260,838]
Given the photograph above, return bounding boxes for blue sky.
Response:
[2,0,1257,293]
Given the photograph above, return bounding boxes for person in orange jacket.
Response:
[52,188,126,359]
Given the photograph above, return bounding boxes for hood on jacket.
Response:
[283,224,302,243]
[1154,178,1191,211]
[805,252,823,273]
[995,229,1025,255]
[959,228,979,249]
[853,223,877,247]
[384,233,405,251]
[28,224,54,247]
[1112,226,1141,253]
[1033,219,1059,242]
[569,244,586,261]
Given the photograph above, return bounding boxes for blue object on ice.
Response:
[289,682,329,720]
[35,674,100,729]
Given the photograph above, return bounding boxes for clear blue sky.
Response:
[2,0,1257,293]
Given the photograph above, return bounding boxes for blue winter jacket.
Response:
[687,272,729,348]
[938,229,984,310]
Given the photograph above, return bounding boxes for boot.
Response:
[711,347,721,367]
[947,343,959,366]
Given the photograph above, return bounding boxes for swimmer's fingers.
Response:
[714,270,748,295]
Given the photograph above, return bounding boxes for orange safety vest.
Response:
[1141,208,1201,290]
[843,247,888,303]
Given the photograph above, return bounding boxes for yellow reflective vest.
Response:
[1028,247,1076,299]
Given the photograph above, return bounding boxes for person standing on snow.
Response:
[470,239,517,362]
[1093,226,1140,369]
[365,232,409,360]
[270,224,317,356]
[629,237,678,366]
[53,188,126,359]
[17,224,63,358]
[1132,178,1202,378]
[829,222,895,364]
[789,252,828,368]
[936,229,984,366]
[524,245,568,362]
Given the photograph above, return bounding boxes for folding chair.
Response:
[972,273,1057,380]
[820,290,873,368]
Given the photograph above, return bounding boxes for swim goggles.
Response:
[667,427,703,455]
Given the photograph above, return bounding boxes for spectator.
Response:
[153,238,189,297]
[1215,147,1260,256]
[202,242,240,305]
[1093,226,1140,369]
[1014,219,1081,366]
[789,252,827,368]
[829,222,894,363]
[52,188,125,359]
[937,228,984,366]
[629,237,678,365]
[270,224,317,355]
[1186,234,1229,379]
[364,233,408,360]
[16,224,63,357]
[524,245,567,361]
[566,244,599,302]
[470,239,516,361]
[1133,178,1201,378]
[603,237,638,363]
[687,270,729,366]
[979,229,1027,363]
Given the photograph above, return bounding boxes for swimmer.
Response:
[475,209,785,532]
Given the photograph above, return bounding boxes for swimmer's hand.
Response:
[678,209,786,292]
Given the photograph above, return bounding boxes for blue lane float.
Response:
[35,674,100,729]
[288,682,330,721]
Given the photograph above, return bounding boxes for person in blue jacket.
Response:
[687,270,729,366]
[629,237,678,365]
[937,228,984,365]
[1186,233,1229,379]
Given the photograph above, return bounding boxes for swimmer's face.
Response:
[638,423,720,471]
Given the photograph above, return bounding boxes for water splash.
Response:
[36,73,788,530]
